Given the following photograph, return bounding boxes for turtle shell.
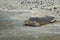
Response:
[29,16,55,23]
[24,16,56,26]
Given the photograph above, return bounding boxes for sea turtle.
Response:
[24,16,56,27]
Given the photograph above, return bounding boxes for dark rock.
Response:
[30,8,32,10]
[53,7,57,10]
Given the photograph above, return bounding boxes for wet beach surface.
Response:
[0,0,60,40]
[0,11,60,40]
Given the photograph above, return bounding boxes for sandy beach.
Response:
[0,0,60,40]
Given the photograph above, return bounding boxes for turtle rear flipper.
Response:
[50,19,56,23]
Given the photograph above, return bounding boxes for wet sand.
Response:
[0,0,60,40]
[0,10,60,40]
